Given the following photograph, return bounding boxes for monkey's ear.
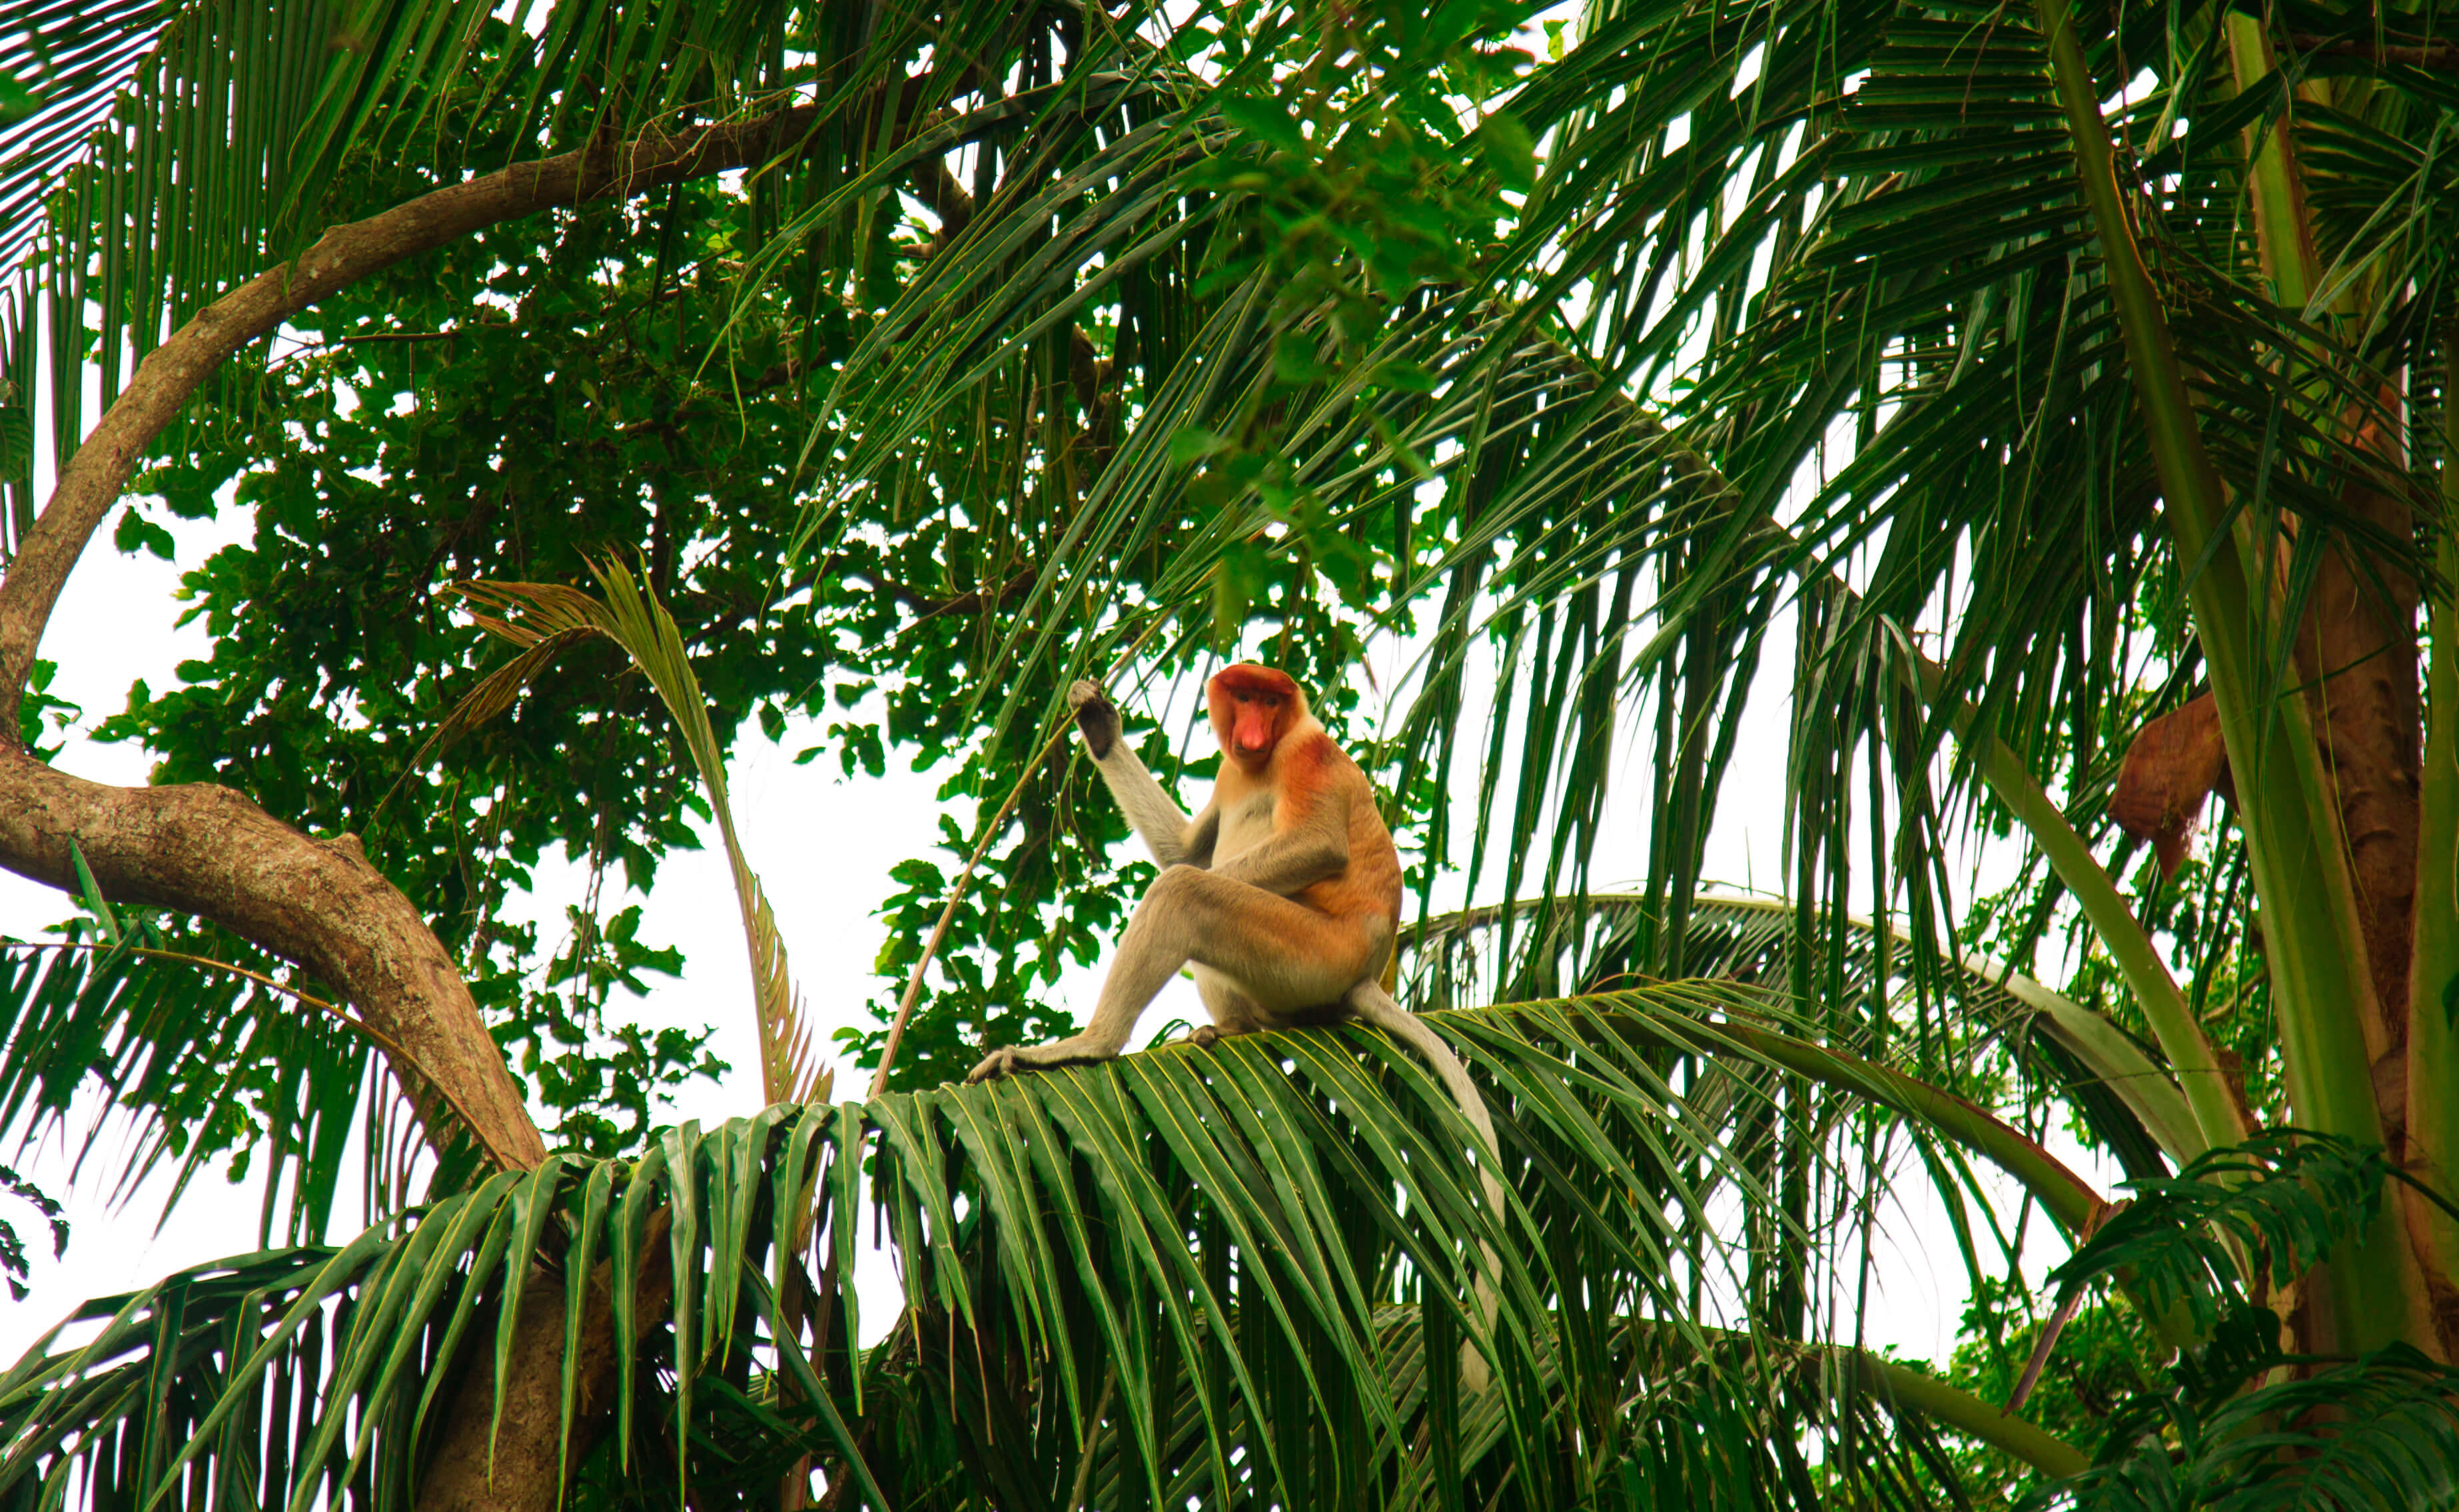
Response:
[1072,686,1120,759]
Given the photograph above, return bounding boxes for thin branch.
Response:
[867,727,1071,1099]
[831,560,1041,621]
[867,611,1171,1096]
[2288,34,2459,76]
[338,328,469,345]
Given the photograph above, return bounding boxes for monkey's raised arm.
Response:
[1069,681,1217,868]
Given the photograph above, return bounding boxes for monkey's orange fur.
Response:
[1204,674,1402,955]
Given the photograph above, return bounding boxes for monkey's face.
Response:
[1208,663,1304,771]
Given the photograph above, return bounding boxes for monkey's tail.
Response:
[1346,979,1502,1394]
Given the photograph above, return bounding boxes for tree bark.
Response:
[0,749,545,1167]
[418,1218,676,1511]
[2294,400,2421,1146]
[2110,399,2424,1141]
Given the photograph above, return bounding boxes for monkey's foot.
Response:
[966,1035,1117,1084]
[1181,1024,1223,1048]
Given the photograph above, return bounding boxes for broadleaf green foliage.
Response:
[0,1164,64,1303]
[9,660,73,762]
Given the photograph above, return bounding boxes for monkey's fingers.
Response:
[965,1048,1019,1084]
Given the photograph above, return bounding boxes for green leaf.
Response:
[1169,425,1229,466]
[1219,93,1308,157]
[1473,109,1536,192]
[65,839,121,948]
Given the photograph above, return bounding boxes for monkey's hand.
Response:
[1068,680,1120,760]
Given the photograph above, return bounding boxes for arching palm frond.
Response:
[1402,891,2195,1170]
[448,564,833,1109]
[0,988,2093,1510]
[1,0,494,540]
[0,938,406,1246]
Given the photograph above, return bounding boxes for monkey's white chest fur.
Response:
[1213,789,1278,863]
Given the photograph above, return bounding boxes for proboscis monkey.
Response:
[966,663,1504,1387]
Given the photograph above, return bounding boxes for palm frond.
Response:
[0,933,406,1247]
[451,564,833,1108]
[2147,1347,2459,1511]
[1404,891,2197,1171]
[2047,1130,2406,1335]
[0,0,506,546]
[0,990,2091,1509]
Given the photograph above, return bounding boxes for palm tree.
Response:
[3,0,2458,1505]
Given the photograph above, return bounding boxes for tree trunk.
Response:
[419,1216,676,1510]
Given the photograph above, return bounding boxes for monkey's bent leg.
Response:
[966,865,1382,1083]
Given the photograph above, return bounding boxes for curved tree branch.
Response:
[0,97,852,718]
[0,93,951,1172]
[0,753,546,1168]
